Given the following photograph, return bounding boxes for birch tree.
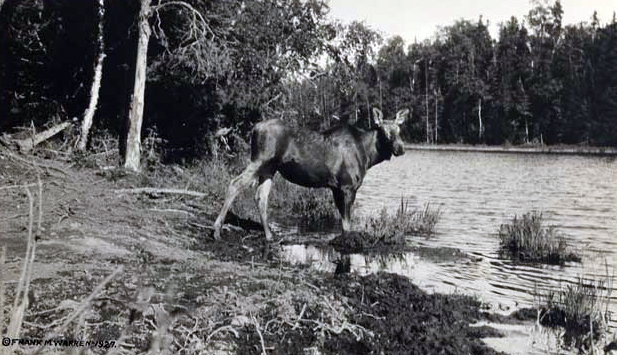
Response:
[77,0,106,151]
[124,0,229,171]
[124,0,151,171]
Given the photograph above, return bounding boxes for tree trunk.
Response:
[378,77,382,111]
[124,0,152,172]
[434,89,438,143]
[77,0,106,151]
[478,98,483,140]
[425,61,430,143]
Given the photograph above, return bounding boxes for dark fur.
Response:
[213,108,410,240]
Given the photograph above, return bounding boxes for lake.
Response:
[277,150,617,328]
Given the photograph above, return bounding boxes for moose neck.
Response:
[362,129,392,169]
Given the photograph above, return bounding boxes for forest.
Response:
[0,0,615,167]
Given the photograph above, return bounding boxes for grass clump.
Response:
[360,199,442,246]
[286,184,339,227]
[536,271,613,353]
[498,211,581,265]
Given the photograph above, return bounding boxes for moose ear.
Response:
[394,109,410,126]
[372,108,383,127]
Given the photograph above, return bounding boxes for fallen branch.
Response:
[205,325,239,346]
[7,186,36,340]
[0,183,38,191]
[10,121,72,153]
[115,187,205,198]
[3,149,69,176]
[44,266,124,341]
[292,303,307,330]
[0,246,5,334]
[252,315,268,355]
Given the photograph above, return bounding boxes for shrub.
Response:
[498,212,581,264]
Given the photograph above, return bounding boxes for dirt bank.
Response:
[0,148,512,354]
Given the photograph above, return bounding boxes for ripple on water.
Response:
[275,151,617,329]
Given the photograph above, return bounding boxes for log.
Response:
[11,121,72,153]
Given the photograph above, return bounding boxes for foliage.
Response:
[498,211,580,264]
[0,0,615,159]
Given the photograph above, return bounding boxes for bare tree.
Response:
[124,0,152,171]
[124,0,227,171]
[77,0,106,151]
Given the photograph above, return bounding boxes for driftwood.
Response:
[2,121,72,153]
[115,187,206,198]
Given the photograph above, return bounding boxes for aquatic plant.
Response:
[395,199,442,236]
[535,267,613,353]
[360,199,442,245]
[498,211,581,265]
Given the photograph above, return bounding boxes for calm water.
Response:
[277,150,617,327]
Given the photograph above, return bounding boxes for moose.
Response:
[213,107,410,241]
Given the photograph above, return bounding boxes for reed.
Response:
[498,211,581,264]
[360,199,442,246]
[536,266,613,352]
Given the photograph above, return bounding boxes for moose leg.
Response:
[345,189,357,226]
[213,162,260,240]
[332,188,354,233]
[255,175,274,241]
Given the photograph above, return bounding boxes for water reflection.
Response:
[364,152,616,321]
[275,151,617,328]
[278,242,616,328]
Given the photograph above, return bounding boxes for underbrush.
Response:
[535,269,614,353]
[498,211,581,265]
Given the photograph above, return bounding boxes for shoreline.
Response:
[405,143,617,156]
[0,148,512,355]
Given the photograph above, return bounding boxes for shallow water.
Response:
[275,150,617,328]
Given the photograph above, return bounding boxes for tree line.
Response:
[0,0,615,169]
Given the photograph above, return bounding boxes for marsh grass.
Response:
[359,199,442,247]
[499,212,581,265]
[536,267,614,353]
[274,177,338,227]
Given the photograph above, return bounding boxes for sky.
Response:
[327,0,616,45]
